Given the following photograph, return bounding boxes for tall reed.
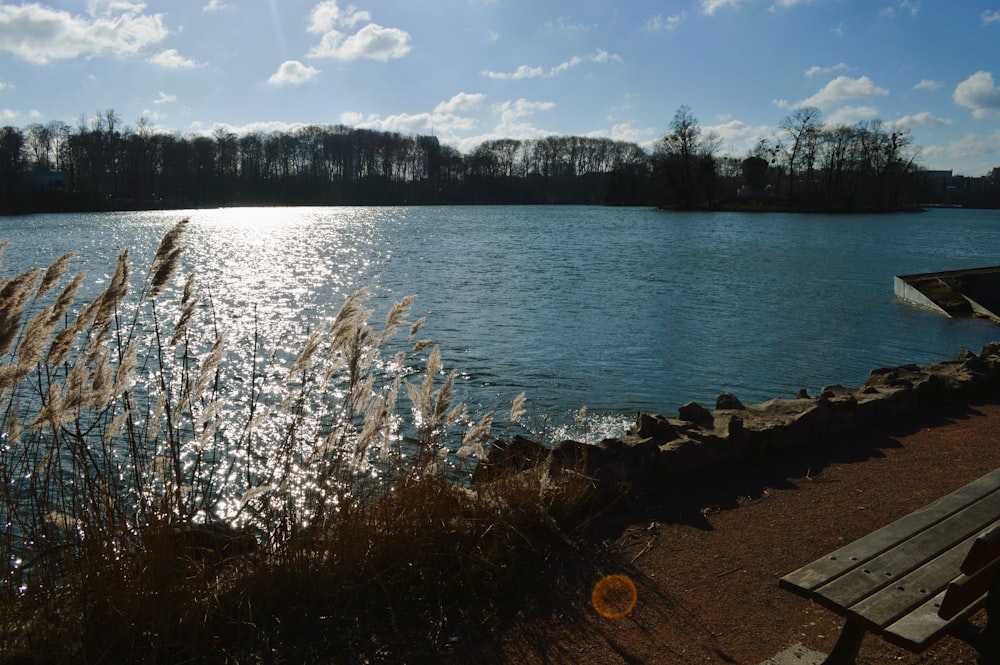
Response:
[0,220,591,663]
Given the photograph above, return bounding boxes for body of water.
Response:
[2,205,999,437]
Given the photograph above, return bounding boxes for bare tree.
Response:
[653,106,720,208]
[779,106,823,202]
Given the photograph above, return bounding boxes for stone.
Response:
[677,401,714,425]
[716,392,745,410]
[632,411,678,443]
[473,342,1000,495]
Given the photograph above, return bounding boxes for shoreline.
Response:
[478,341,1000,490]
[5,199,985,217]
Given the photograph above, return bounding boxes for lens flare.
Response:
[591,574,637,619]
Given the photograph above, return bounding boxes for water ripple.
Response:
[2,205,999,436]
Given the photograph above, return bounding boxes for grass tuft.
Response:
[0,219,594,663]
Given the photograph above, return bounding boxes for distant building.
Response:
[920,170,953,202]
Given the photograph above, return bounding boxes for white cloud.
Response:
[602,122,659,147]
[309,1,371,33]
[954,71,1000,119]
[306,1,410,62]
[701,0,741,14]
[805,63,851,78]
[483,64,545,81]
[922,130,1000,174]
[496,99,556,119]
[646,13,685,31]
[591,50,622,65]
[914,79,942,91]
[87,1,147,16]
[798,75,889,109]
[880,0,921,19]
[309,23,410,61]
[0,81,10,92]
[434,92,486,114]
[983,9,1000,24]
[149,49,199,69]
[0,109,18,123]
[203,1,230,11]
[153,91,176,104]
[452,99,557,151]
[549,56,584,76]
[268,60,320,86]
[137,109,170,129]
[0,2,168,64]
[190,120,311,137]
[890,111,951,130]
[482,51,621,80]
[826,105,880,126]
[489,99,555,139]
[339,108,478,145]
[769,0,813,10]
[342,111,433,136]
[704,119,773,155]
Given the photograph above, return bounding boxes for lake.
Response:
[2,205,999,439]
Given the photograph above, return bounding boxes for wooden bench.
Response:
[779,467,1000,664]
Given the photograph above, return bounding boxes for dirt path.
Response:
[447,395,1000,664]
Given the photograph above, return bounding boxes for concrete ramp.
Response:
[894,266,1000,323]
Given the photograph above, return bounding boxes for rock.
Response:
[631,411,678,443]
[716,392,744,410]
[677,401,714,425]
[473,342,1000,494]
[472,435,547,483]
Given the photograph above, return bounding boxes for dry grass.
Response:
[0,220,595,663]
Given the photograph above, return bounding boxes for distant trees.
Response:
[651,106,721,209]
[767,112,923,211]
[778,106,823,203]
[0,103,977,214]
[0,114,656,212]
[463,135,650,204]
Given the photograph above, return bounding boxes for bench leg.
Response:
[953,589,1000,665]
[820,620,866,665]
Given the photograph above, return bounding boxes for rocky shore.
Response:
[476,341,1000,490]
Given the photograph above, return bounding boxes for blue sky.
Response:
[1,0,999,175]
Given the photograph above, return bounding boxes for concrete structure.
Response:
[894,267,1000,322]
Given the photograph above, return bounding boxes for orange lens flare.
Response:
[591,574,637,619]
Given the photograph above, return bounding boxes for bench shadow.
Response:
[584,396,998,539]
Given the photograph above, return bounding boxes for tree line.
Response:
[653,105,942,211]
[1,105,988,214]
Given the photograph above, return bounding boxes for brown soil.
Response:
[446,395,1000,665]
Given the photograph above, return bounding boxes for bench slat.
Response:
[882,589,987,652]
[846,526,996,630]
[812,490,1000,612]
[780,468,1000,596]
[961,525,1000,575]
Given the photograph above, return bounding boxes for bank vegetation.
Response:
[4,106,996,214]
[0,222,594,663]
